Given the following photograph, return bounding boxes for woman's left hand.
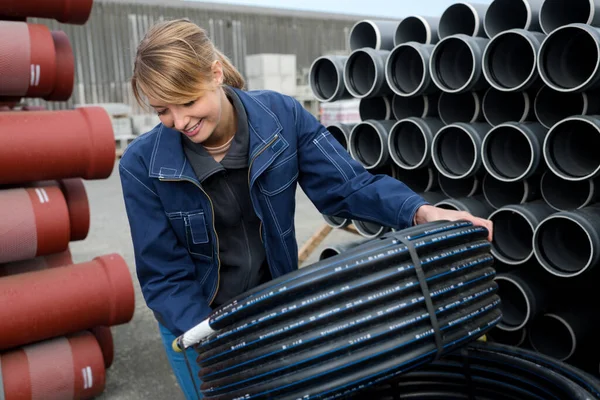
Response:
[414,205,493,242]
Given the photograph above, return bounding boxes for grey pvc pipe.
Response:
[322,215,350,229]
[418,191,447,206]
[385,42,436,97]
[351,219,389,239]
[438,91,484,125]
[540,171,599,211]
[529,312,578,361]
[484,0,543,38]
[348,120,395,170]
[431,122,491,179]
[537,23,600,92]
[481,122,548,182]
[388,117,443,170]
[543,115,600,181]
[539,0,600,35]
[495,269,547,331]
[348,19,400,51]
[487,326,527,347]
[392,94,439,120]
[483,88,535,127]
[359,96,392,121]
[482,174,539,210]
[438,2,490,39]
[533,86,600,129]
[489,201,555,265]
[430,34,490,94]
[344,47,392,99]
[438,174,481,198]
[434,195,494,218]
[318,239,368,261]
[392,166,439,193]
[394,16,440,45]
[309,55,352,102]
[482,28,545,92]
[326,123,355,151]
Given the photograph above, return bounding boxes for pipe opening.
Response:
[484,31,536,90]
[395,17,429,44]
[310,58,340,101]
[326,125,348,150]
[534,88,584,129]
[483,126,533,181]
[393,167,436,193]
[438,174,478,198]
[434,126,476,177]
[389,120,427,169]
[439,3,477,38]
[482,175,527,209]
[540,0,593,34]
[541,173,593,211]
[432,38,474,91]
[359,97,390,120]
[350,21,379,50]
[545,119,600,180]
[319,248,341,261]
[392,95,427,119]
[350,123,384,168]
[354,220,385,237]
[535,216,592,274]
[487,327,526,347]
[347,52,377,96]
[323,215,348,229]
[530,314,576,361]
[436,200,461,211]
[490,209,534,263]
[496,277,530,329]
[388,45,425,95]
[539,26,599,91]
[484,0,529,38]
[439,92,479,124]
[483,90,529,126]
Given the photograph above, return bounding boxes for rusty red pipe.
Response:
[0,249,73,277]
[1,331,106,400]
[0,107,115,185]
[88,326,114,369]
[0,22,74,101]
[0,253,135,351]
[0,0,94,25]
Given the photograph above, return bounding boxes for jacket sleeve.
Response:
[118,160,213,337]
[293,99,429,230]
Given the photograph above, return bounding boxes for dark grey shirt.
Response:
[182,86,270,307]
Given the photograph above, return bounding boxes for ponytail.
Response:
[215,49,246,90]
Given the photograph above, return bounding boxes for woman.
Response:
[120,18,493,399]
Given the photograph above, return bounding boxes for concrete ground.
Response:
[69,159,359,399]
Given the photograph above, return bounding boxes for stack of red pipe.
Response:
[0,2,134,399]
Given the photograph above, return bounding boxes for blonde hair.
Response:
[131,18,245,107]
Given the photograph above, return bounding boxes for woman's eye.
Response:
[183,100,196,107]
[156,109,167,116]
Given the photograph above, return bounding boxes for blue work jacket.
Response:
[119,88,428,336]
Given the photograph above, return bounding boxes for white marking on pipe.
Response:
[39,188,49,203]
[30,64,35,86]
[34,189,45,204]
[82,367,89,389]
[35,64,41,87]
[86,366,93,388]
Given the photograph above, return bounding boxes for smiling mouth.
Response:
[184,120,202,134]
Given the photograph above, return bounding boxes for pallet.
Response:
[297,223,361,266]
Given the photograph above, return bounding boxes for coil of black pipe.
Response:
[190,221,500,400]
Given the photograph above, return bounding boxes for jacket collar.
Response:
[147,87,283,181]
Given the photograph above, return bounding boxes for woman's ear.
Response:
[212,59,224,85]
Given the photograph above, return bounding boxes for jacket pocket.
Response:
[167,210,213,260]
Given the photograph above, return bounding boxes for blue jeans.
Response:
[158,322,204,399]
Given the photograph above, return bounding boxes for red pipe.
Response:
[0,0,94,25]
[89,326,114,369]
[0,22,74,101]
[0,249,73,277]
[1,331,106,400]
[0,187,71,264]
[0,253,135,351]
[0,107,116,185]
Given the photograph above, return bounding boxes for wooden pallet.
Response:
[298,223,360,266]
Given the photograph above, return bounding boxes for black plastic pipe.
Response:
[434,195,493,218]
[344,48,392,99]
[431,122,490,179]
[481,122,547,182]
[534,86,600,129]
[348,19,400,51]
[539,0,600,35]
[483,88,535,126]
[359,96,392,120]
[438,91,484,124]
[438,174,481,198]
[326,123,355,151]
[392,93,439,119]
[482,174,540,210]
[495,269,547,331]
[394,15,440,45]
[541,171,599,211]
[309,55,352,102]
[483,0,543,38]
[538,23,600,92]
[488,201,554,265]
[393,166,439,193]
[388,117,443,170]
[533,206,600,278]
[438,2,490,39]
[430,35,490,93]
[482,28,545,92]
[348,120,394,170]
[529,312,578,361]
[543,115,600,181]
[385,43,436,97]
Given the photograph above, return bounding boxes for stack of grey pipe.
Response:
[309,0,600,377]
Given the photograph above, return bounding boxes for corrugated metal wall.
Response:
[25,0,356,113]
